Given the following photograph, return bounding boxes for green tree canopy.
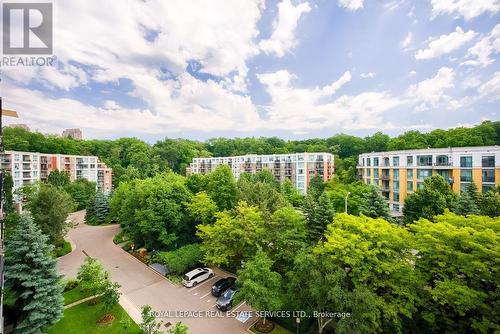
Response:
[205,165,237,211]
[359,186,392,220]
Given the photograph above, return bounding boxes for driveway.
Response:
[58,211,254,334]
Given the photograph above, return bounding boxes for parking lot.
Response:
[58,212,254,334]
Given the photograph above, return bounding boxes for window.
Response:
[436,155,450,166]
[374,158,379,167]
[373,168,379,180]
[417,169,432,180]
[407,169,413,180]
[393,181,400,191]
[407,181,413,192]
[393,156,400,167]
[393,192,400,202]
[482,156,495,168]
[384,157,390,166]
[460,169,472,182]
[393,169,399,181]
[482,184,495,193]
[417,182,424,190]
[417,155,432,166]
[460,156,473,168]
[367,169,371,177]
[482,169,495,183]
[407,156,413,167]
[367,179,371,185]
[367,158,371,167]
[393,203,400,212]
[362,158,365,166]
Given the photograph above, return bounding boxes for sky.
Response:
[2,0,500,142]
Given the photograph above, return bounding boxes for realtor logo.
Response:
[2,2,53,54]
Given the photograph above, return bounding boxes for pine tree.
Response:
[454,193,480,216]
[303,192,335,242]
[465,182,480,206]
[86,191,110,224]
[359,186,392,220]
[5,215,64,334]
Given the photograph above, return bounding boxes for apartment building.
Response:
[187,153,334,194]
[0,151,113,199]
[357,146,500,214]
[62,128,83,139]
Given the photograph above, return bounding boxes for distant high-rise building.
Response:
[7,123,29,131]
[62,128,82,140]
[187,153,335,194]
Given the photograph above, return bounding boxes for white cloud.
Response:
[430,0,500,20]
[408,70,417,77]
[360,72,376,78]
[415,27,477,60]
[338,0,364,11]
[259,0,311,57]
[478,72,500,100]
[401,32,413,50]
[407,67,455,108]
[461,24,500,67]
[256,69,404,130]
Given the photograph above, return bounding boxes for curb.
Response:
[64,294,100,309]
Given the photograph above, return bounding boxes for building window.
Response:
[417,155,432,166]
[367,169,371,177]
[407,156,413,167]
[393,203,400,212]
[367,179,371,185]
[362,158,365,166]
[393,192,400,202]
[374,158,379,167]
[393,156,399,167]
[417,182,424,190]
[407,169,413,180]
[460,169,472,182]
[436,170,451,181]
[482,156,495,168]
[383,157,389,166]
[417,169,432,180]
[482,184,495,193]
[373,168,379,180]
[367,158,371,167]
[436,155,450,166]
[482,169,495,183]
[393,169,399,181]
[460,156,473,168]
[407,181,413,192]
[393,181,400,191]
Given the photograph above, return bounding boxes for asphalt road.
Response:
[58,211,254,334]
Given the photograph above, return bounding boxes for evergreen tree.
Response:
[5,215,64,334]
[464,182,480,206]
[359,186,392,220]
[86,192,110,224]
[303,192,335,242]
[454,193,479,216]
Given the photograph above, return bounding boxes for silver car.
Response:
[182,268,214,287]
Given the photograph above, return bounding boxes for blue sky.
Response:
[2,0,499,141]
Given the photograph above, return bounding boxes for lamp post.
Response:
[295,317,300,334]
[344,191,351,213]
[0,97,19,334]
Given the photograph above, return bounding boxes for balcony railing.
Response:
[483,176,495,183]
[381,175,390,180]
[434,162,453,167]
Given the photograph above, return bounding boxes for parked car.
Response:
[182,268,214,287]
[216,285,238,311]
[211,277,236,297]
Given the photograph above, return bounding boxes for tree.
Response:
[325,178,370,215]
[5,215,64,334]
[47,170,70,187]
[185,191,217,225]
[64,178,97,210]
[154,244,202,275]
[197,202,266,269]
[101,280,121,315]
[308,175,325,196]
[139,305,163,334]
[205,165,237,211]
[478,187,500,217]
[454,192,479,216]
[237,177,286,214]
[77,257,108,298]
[318,214,421,333]
[237,249,283,326]
[167,322,189,334]
[359,186,392,220]
[403,175,457,224]
[302,192,335,242]
[25,183,74,245]
[409,212,499,333]
[3,173,14,213]
[86,191,110,224]
[280,178,303,207]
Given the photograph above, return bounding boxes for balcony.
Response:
[433,162,453,168]
[483,176,495,183]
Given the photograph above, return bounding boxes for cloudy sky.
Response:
[2,0,499,141]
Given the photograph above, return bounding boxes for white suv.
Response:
[182,268,214,287]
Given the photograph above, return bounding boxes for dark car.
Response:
[211,277,236,297]
[216,285,238,311]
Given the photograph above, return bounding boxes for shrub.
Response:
[52,240,72,258]
[64,279,78,292]
[154,244,202,275]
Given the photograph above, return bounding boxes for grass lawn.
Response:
[250,321,293,334]
[63,287,94,306]
[47,302,141,334]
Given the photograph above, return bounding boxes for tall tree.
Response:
[359,186,392,220]
[237,249,283,326]
[237,177,286,214]
[454,193,479,216]
[185,191,217,225]
[308,175,325,196]
[77,257,108,298]
[5,215,64,334]
[25,183,75,245]
[478,186,500,217]
[86,191,110,225]
[303,192,335,242]
[403,175,457,224]
[205,165,237,211]
[280,178,304,207]
[64,178,96,210]
[47,170,70,187]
